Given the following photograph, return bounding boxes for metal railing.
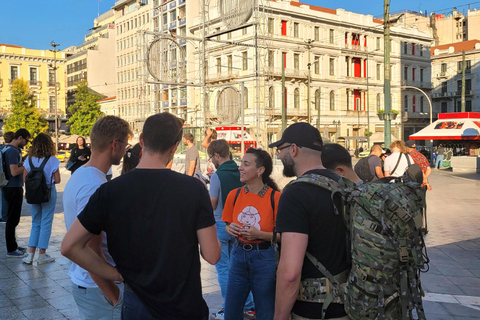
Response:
[29,80,42,87]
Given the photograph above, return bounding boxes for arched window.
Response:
[315,89,320,110]
[294,88,300,109]
[404,95,408,112]
[244,87,248,108]
[269,87,275,109]
[420,96,424,113]
[376,94,381,112]
[330,91,335,110]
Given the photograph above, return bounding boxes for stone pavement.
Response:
[0,166,479,319]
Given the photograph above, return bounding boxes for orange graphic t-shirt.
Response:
[222,186,280,243]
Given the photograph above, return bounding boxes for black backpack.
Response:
[25,156,52,204]
[392,153,424,184]
[354,155,375,182]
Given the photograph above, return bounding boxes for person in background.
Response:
[222,148,280,320]
[384,141,414,178]
[435,144,445,169]
[22,133,61,265]
[183,133,201,176]
[68,136,91,174]
[321,143,361,184]
[0,131,15,224]
[202,128,218,178]
[368,144,385,181]
[121,143,142,175]
[4,129,31,257]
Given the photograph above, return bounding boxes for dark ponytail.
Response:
[246,148,279,191]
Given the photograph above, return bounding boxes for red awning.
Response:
[410,113,480,140]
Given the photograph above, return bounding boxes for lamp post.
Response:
[333,120,341,143]
[49,41,60,151]
[305,39,314,124]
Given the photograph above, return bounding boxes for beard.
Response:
[281,153,296,177]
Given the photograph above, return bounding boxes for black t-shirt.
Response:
[77,169,215,320]
[275,169,350,319]
[69,147,91,173]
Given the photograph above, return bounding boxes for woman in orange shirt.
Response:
[222,148,280,320]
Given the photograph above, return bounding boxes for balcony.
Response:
[432,92,453,99]
[265,67,307,79]
[346,110,368,117]
[271,108,310,119]
[169,0,176,9]
[403,112,438,121]
[343,44,368,52]
[169,21,177,29]
[48,81,60,89]
[178,17,186,26]
[453,90,474,97]
[437,71,447,79]
[207,70,240,81]
[401,80,433,89]
[29,80,42,88]
[346,76,367,84]
[180,97,187,105]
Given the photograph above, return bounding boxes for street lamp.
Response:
[333,120,341,143]
[305,39,315,124]
[49,41,60,150]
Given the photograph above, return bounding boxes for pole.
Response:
[317,88,321,131]
[366,53,370,148]
[384,0,392,146]
[461,50,466,112]
[241,82,245,155]
[305,39,314,124]
[281,53,286,132]
[50,41,60,151]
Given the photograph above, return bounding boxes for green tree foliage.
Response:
[4,79,49,137]
[67,81,104,136]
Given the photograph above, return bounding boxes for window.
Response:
[217,57,221,75]
[269,87,275,109]
[294,88,300,109]
[404,67,408,81]
[329,58,335,76]
[268,18,274,34]
[412,95,416,112]
[244,87,248,108]
[294,53,299,71]
[281,21,287,36]
[314,56,319,74]
[330,91,335,110]
[49,69,55,85]
[314,27,319,41]
[466,100,472,112]
[49,96,56,113]
[282,52,287,68]
[420,96,424,113]
[420,69,424,82]
[403,42,408,54]
[404,95,408,112]
[227,31,232,39]
[412,43,415,55]
[29,67,37,82]
[441,102,447,113]
[242,27,247,35]
[376,37,381,50]
[329,29,334,44]
[412,68,415,81]
[268,50,274,68]
[441,63,447,76]
[242,52,248,70]
[420,45,423,57]
[441,81,447,93]
[294,23,299,38]
[10,66,18,80]
[376,94,381,112]
[227,55,232,74]
[376,64,381,80]
[315,89,320,110]
[458,60,472,73]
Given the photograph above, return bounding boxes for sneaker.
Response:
[6,249,26,258]
[37,253,55,265]
[17,246,27,253]
[244,309,256,320]
[211,308,225,320]
[22,252,34,265]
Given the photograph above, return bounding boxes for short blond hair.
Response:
[389,140,406,153]
[90,116,132,152]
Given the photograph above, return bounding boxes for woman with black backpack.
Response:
[22,133,61,265]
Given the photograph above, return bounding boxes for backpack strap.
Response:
[390,153,403,175]
[233,187,242,207]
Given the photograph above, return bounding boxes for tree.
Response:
[67,81,104,136]
[4,79,49,137]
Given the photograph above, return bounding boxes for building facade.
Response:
[431,40,480,114]
[188,0,432,147]
[0,43,67,131]
[66,10,116,109]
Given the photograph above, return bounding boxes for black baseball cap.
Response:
[269,122,323,151]
[405,140,416,148]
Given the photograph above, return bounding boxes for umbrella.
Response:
[369,132,398,144]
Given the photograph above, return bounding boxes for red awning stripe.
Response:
[410,135,480,140]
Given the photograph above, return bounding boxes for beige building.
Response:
[66,10,116,108]
[431,40,480,114]
[188,0,432,147]
[0,43,67,131]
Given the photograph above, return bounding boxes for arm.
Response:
[197,225,220,264]
[384,171,391,177]
[274,232,308,320]
[61,219,124,282]
[53,169,61,184]
[10,164,24,177]
[69,149,76,162]
[87,233,120,306]
[375,166,384,179]
[210,196,219,210]
[201,129,213,148]
[187,160,196,176]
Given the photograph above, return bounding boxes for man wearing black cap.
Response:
[271,123,350,320]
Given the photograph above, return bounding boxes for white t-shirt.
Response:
[24,156,60,188]
[384,152,415,178]
[63,166,114,288]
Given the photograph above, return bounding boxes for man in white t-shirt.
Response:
[384,140,414,178]
[63,116,132,320]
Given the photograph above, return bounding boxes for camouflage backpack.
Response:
[289,173,429,320]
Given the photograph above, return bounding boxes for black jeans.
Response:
[3,187,23,252]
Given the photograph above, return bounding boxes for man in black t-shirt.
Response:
[61,113,221,320]
[270,123,350,320]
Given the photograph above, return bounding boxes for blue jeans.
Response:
[27,187,57,249]
[215,221,254,310]
[0,190,7,221]
[435,155,444,169]
[224,243,276,320]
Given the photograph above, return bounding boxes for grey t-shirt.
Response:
[368,155,382,181]
[185,145,201,175]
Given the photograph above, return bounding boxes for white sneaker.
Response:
[37,253,55,265]
[22,252,35,264]
[211,308,225,320]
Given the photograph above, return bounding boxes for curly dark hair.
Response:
[245,148,279,191]
[28,133,56,158]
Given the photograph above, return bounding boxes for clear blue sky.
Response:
[0,0,475,51]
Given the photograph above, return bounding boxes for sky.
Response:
[0,0,476,51]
